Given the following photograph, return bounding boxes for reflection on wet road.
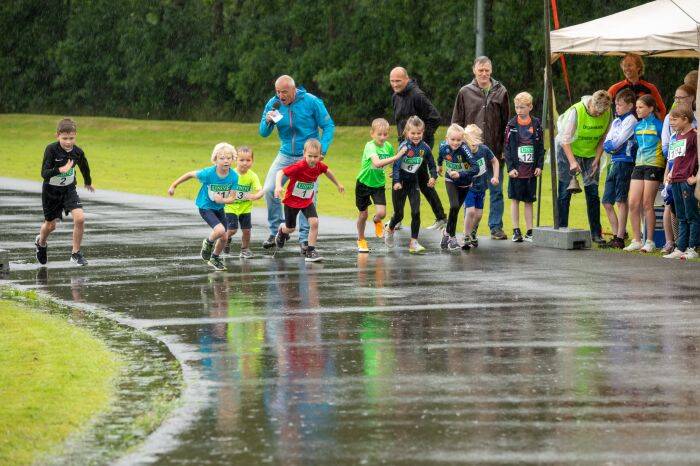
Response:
[2,187,700,464]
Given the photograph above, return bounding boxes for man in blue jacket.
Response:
[259,75,335,252]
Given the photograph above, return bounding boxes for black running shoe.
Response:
[208,255,226,271]
[305,249,323,262]
[35,235,47,265]
[262,235,276,249]
[275,227,289,249]
[201,238,214,261]
[70,250,88,266]
[512,228,523,243]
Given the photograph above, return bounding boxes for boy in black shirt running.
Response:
[35,118,94,266]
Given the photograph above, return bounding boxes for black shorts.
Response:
[355,181,386,211]
[225,212,252,230]
[42,185,83,221]
[631,165,664,182]
[199,208,227,229]
[284,204,318,229]
[507,177,537,202]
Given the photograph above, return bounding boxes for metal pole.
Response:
[544,0,559,228]
[475,0,485,57]
[537,68,549,227]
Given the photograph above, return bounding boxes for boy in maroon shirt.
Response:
[274,138,344,261]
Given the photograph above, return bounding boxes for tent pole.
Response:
[544,0,559,228]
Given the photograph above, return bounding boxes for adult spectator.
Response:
[259,75,335,253]
[555,90,612,243]
[389,67,447,230]
[451,56,510,240]
[608,54,666,119]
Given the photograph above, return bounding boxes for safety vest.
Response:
[570,101,610,158]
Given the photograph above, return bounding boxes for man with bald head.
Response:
[390,67,446,230]
[259,75,335,252]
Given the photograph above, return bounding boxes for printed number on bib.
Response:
[208,184,232,201]
[518,145,534,163]
[292,181,315,199]
[48,167,75,186]
[668,139,687,161]
[476,158,486,176]
[401,156,422,174]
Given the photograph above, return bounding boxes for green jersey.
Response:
[224,169,262,215]
[356,140,395,188]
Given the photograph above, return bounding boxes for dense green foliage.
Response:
[1,0,695,124]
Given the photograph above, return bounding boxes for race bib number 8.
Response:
[48,167,75,186]
[668,139,687,161]
[292,181,315,199]
[518,145,534,163]
[476,157,486,176]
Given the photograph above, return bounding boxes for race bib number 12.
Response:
[518,145,534,163]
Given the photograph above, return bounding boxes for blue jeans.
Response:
[487,161,504,232]
[263,152,317,243]
[671,182,699,251]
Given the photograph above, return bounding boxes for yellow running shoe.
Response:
[357,239,369,253]
[409,240,426,254]
[374,220,383,238]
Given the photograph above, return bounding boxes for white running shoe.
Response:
[623,240,643,251]
[409,240,426,254]
[640,240,656,253]
[683,248,698,260]
[383,224,395,248]
[663,248,685,259]
[426,219,447,230]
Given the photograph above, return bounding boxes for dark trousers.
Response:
[557,180,602,236]
[445,182,469,237]
[390,180,421,239]
[417,158,445,221]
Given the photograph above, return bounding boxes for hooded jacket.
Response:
[450,78,510,159]
[259,86,335,157]
[392,79,442,149]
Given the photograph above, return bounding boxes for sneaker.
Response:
[409,240,426,254]
[262,234,276,250]
[426,219,447,231]
[591,235,606,245]
[611,237,625,249]
[201,238,214,261]
[470,232,479,248]
[374,220,384,238]
[683,248,699,260]
[305,249,323,262]
[491,228,507,240]
[512,228,523,243]
[386,220,402,231]
[524,230,533,242]
[661,242,675,255]
[224,238,232,254]
[383,224,395,248]
[440,233,450,250]
[447,237,461,250]
[239,248,254,259]
[35,235,47,265]
[640,240,656,253]
[70,250,88,266]
[274,226,289,249]
[663,248,686,259]
[623,240,643,251]
[300,241,309,256]
[357,239,369,253]
[207,255,226,271]
[462,235,472,250]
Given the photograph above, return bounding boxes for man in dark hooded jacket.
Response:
[390,67,447,230]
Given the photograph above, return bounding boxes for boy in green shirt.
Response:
[355,118,404,252]
[222,147,264,258]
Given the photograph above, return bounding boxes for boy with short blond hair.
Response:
[35,118,94,266]
[505,92,544,242]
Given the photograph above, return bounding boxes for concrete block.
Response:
[532,226,591,250]
[0,249,9,275]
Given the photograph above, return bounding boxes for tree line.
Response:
[1,0,695,125]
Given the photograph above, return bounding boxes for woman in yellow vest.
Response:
[555,90,612,242]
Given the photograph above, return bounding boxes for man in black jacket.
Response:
[390,67,446,230]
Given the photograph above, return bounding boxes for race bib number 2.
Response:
[518,145,534,163]
[292,181,315,199]
[668,139,687,161]
[48,167,75,186]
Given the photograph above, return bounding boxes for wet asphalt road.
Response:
[2,180,700,465]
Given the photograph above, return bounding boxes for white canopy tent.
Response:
[549,0,700,119]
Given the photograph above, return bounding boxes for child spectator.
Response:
[34,118,94,266]
[384,116,438,253]
[222,146,264,258]
[504,92,544,242]
[462,124,499,249]
[274,139,344,262]
[355,118,403,253]
[437,124,479,250]
[168,143,238,271]
[663,105,699,259]
[601,88,638,249]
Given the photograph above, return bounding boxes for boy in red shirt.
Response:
[274,138,344,261]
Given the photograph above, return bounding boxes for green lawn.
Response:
[0,297,120,465]
[3,113,597,235]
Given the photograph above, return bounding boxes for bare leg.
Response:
[308,217,319,246]
[510,200,520,230]
[357,210,368,240]
[524,202,533,231]
[603,203,618,236]
[39,220,57,245]
[628,180,644,242]
[616,202,628,239]
[212,224,227,255]
[241,229,251,249]
[642,180,660,241]
[663,205,674,245]
[71,208,85,254]
[373,205,386,222]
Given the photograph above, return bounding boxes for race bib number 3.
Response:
[234,184,251,202]
[476,157,487,176]
[518,145,534,163]
[668,139,687,161]
[48,167,75,186]
[401,156,422,174]
[292,181,315,199]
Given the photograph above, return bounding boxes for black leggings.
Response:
[417,158,445,221]
[390,181,421,239]
[445,182,469,237]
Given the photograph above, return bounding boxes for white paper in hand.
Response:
[271,110,283,123]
